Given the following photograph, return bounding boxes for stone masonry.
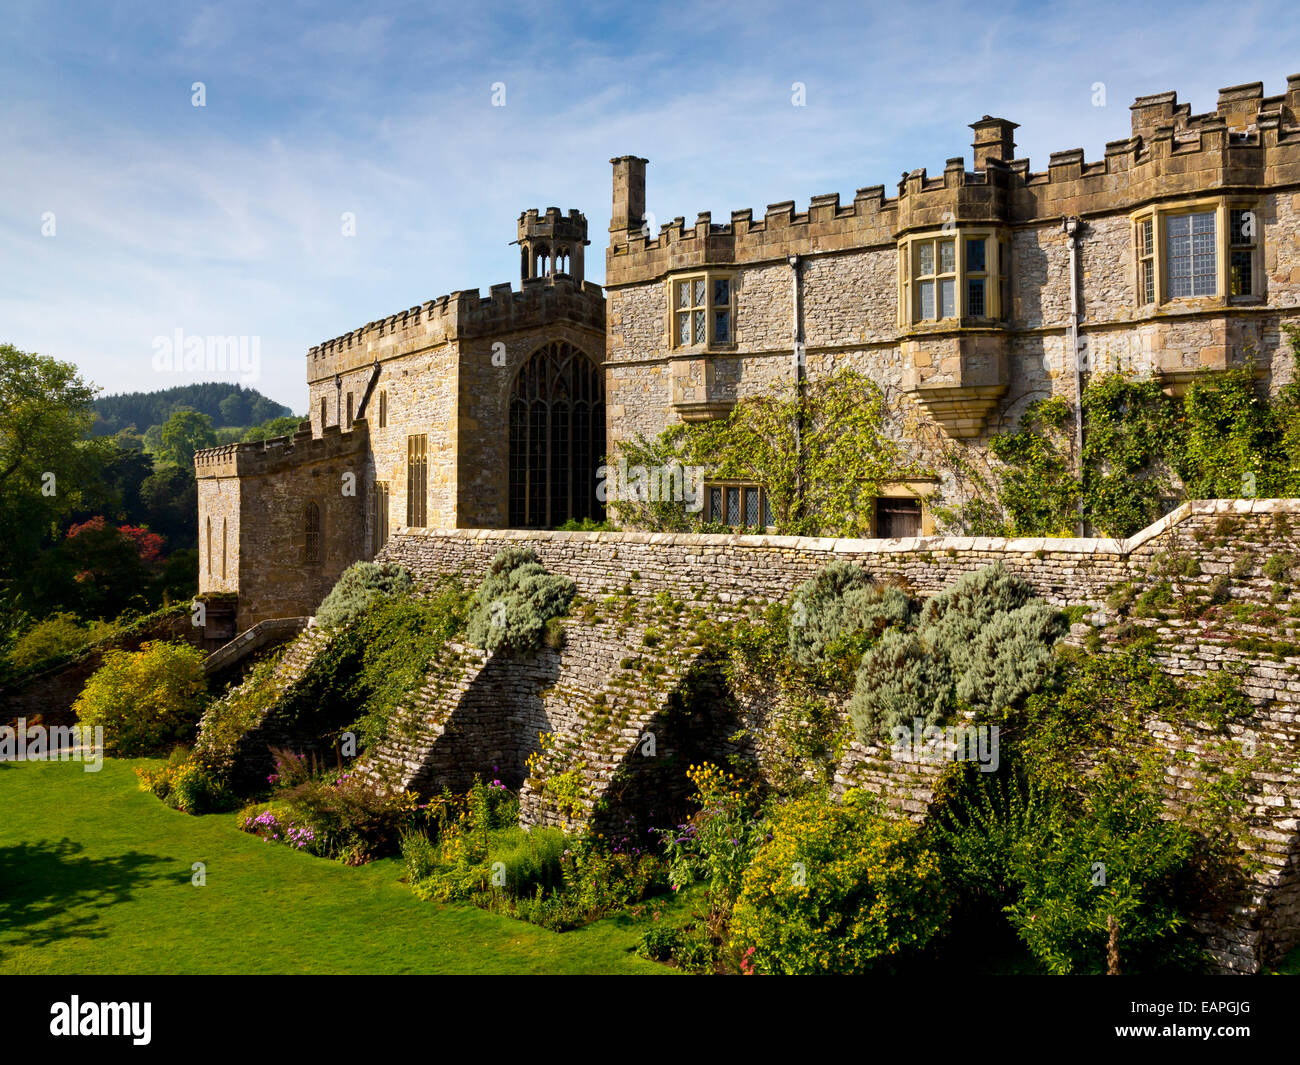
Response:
[197,74,1300,634]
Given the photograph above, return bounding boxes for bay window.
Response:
[899,229,1008,325]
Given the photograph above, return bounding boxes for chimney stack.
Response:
[969,116,1018,169]
[610,156,649,235]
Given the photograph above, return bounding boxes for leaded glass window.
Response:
[1166,211,1216,298]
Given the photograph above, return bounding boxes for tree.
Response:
[139,465,198,550]
[0,343,111,607]
[157,409,217,468]
[242,415,303,443]
[218,392,247,426]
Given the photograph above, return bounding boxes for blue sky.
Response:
[3,0,1297,413]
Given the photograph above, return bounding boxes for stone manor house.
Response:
[197,74,1300,632]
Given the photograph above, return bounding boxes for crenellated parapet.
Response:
[608,73,1300,287]
[607,183,899,285]
[195,421,369,479]
[306,275,605,382]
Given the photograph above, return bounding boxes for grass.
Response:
[0,758,683,974]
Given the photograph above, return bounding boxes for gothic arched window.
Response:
[508,342,604,528]
[304,501,322,563]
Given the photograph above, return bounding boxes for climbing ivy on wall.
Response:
[987,325,1300,538]
[611,370,913,538]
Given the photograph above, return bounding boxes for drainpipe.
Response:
[789,255,804,516]
[1063,216,1085,537]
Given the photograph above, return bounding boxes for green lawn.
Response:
[0,758,680,974]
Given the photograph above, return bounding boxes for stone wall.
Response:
[361,617,722,837]
[377,498,1297,608]
[197,423,371,631]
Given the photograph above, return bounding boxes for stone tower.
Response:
[516,207,589,281]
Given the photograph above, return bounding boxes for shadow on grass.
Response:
[0,837,174,957]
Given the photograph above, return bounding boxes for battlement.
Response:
[606,73,1300,284]
[517,207,589,244]
[306,274,605,381]
[195,420,369,479]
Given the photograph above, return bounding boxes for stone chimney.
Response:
[970,117,1018,169]
[610,156,648,234]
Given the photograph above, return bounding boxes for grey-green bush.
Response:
[847,563,1064,743]
[466,548,576,654]
[954,601,1066,718]
[919,562,1036,676]
[847,628,952,740]
[315,562,413,629]
[787,562,913,667]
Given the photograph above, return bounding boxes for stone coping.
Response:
[392,498,1300,557]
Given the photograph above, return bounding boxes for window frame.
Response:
[703,480,773,531]
[406,434,428,528]
[870,481,936,538]
[1229,206,1258,299]
[898,228,1007,327]
[1131,197,1262,309]
[372,480,390,554]
[304,501,322,565]
[667,270,736,351]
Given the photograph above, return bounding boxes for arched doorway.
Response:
[508,341,604,527]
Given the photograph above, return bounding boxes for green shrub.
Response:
[847,564,1062,743]
[1004,770,1208,974]
[492,827,567,897]
[1263,553,1296,582]
[919,563,1035,669]
[136,748,237,814]
[730,793,950,973]
[315,561,413,630]
[927,768,1053,915]
[465,548,576,655]
[399,828,440,882]
[658,762,767,915]
[272,774,424,864]
[847,628,951,740]
[635,923,685,962]
[73,640,208,755]
[4,612,99,673]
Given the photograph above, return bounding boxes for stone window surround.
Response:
[870,480,938,538]
[897,227,1009,329]
[406,434,428,529]
[372,480,390,556]
[704,480,773,530]
[1130,195,1264,309]
[665,269,736,352]
[304,500,322,565]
